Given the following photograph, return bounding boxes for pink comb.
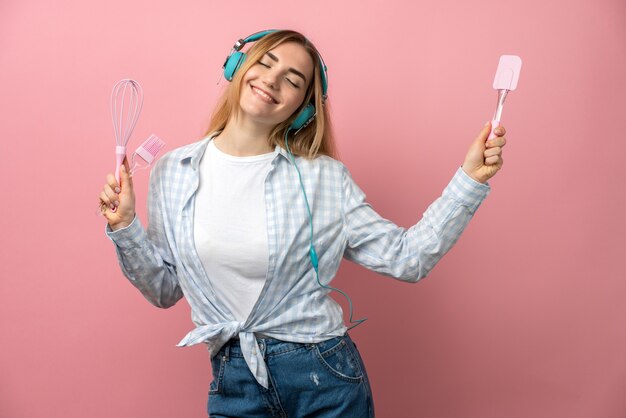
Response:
[130,134,166,175]
[488,55,522,140]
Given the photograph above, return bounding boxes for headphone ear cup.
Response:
[290,104,316,131]
[224,51,246,81]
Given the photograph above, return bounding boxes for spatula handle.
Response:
[488,119,500,141]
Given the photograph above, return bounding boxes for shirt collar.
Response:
[179,132,293,169]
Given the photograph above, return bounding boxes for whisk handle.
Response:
[115,145,127,184]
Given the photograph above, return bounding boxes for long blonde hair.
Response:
[204,30,336,159]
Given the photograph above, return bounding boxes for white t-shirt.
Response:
[193,140,275,322]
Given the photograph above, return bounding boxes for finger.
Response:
[104,184,120,207]
[107,173,121,194]
[484,147,502,159]
[99,201,109,216]
[100,191,115,210]
[485,155,501,165]
[487,136,506,148]
[494,126,506,136]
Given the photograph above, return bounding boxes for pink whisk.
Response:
[111,79,143,183]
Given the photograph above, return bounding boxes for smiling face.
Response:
[238,41,315,129]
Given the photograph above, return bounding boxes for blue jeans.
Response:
[208,333,375,417]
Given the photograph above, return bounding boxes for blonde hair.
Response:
[204,30,336,159]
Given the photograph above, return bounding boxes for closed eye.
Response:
[286,78,300,88]
[258,60,300,88]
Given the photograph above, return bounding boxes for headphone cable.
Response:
[284,131,367,331]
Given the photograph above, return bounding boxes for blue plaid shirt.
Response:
[106,134,490,388]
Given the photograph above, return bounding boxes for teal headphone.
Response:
[222,29,329,133]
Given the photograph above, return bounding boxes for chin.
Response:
[238,108,280,128]
[239,103,289,128]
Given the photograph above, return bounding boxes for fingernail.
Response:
[114,200,119,207]
[115,187,121,193]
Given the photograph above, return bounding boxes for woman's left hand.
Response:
[461,122,507,184]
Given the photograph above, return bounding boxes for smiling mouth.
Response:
[251,85,278,104]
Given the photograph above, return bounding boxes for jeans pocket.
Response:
[209,353,226,395]
[313,337,364,383]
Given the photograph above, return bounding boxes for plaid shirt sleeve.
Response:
[342,166,491,282]
[105,159,183,308]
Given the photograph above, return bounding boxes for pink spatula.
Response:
[488,55,522,140]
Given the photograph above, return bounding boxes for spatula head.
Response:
[493,55,522,91]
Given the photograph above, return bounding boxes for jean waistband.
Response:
[218,333,350,359]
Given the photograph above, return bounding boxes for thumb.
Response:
[120,158,133,191]
[476,121,492,144]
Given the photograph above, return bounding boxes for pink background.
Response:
[1,0,625,417]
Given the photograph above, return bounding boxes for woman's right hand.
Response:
[99,159,136,231]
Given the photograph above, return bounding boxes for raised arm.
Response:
[342,123,506,281]
[102,158,183,308]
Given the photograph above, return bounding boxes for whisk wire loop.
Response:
[111,79,144,183]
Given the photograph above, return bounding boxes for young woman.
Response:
[99,29,507,417]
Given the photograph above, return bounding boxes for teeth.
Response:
[253,87,274,103]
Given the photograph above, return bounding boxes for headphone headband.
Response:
[224,29,328,101]
[222,30,327,133]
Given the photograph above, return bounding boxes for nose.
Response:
[261,69,279,90]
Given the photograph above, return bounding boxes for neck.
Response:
[214,115,275,157]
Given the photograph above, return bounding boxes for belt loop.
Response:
[224,345,230,362]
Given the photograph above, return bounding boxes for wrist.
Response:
[109,215,135,231]
[461,165,486,184]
